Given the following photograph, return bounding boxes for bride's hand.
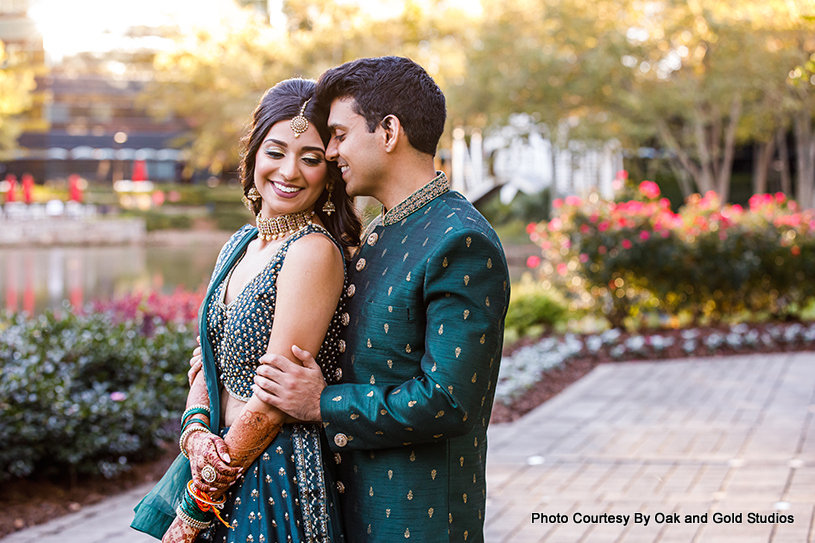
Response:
[186,430,242,494]
[162,516,200,543]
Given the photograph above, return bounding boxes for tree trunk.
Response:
[777,128,792,196]
[752,138,777,195]
[714,95,743,203]
[794,114,815,209]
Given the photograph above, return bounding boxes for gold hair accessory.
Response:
[290,99,310,138]
[242,186,261,210]
[256,210,314,241]
[322,181,336,216]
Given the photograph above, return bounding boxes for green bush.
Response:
[0,310,194,480]
[505,281,568,336]
[529,182,815,328]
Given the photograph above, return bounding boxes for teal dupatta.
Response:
[131,227,257,540]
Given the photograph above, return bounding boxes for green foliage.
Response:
[505,284,568,336]
[530,183,815,328]
[0,310,194,480]
[212,204,252,232]
[124,209,193,231]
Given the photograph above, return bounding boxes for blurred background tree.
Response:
[0,40,36,151]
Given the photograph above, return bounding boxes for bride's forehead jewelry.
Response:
[290,98,310,138]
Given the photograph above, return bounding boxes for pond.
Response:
[0,242,224,315]
[0,238,537,315]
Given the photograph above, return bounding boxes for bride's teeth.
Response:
[274,182,299,193]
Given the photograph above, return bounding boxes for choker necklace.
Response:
[256,210,314,241]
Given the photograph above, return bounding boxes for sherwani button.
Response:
[346,284,356,297]
[356,258,367,271]
[336,481,345,493]
[334,433,349,447]
[367,233,379,246]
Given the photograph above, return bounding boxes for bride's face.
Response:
[254,120,328,218]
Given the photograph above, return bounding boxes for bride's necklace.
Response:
[256,210,314,241]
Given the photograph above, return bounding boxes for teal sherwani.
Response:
[319,172,509,542]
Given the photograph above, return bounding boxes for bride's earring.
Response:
[242,186,261,210]
[322,181,336,216]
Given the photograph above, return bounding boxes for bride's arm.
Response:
[163,234,344,542]
[221,233,344,473]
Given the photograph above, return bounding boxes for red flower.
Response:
[639,231,651,241]
[526,222,537,234]
[526,255,542,268]
[621,239,632,249]
[638,181,660,199]
[557,263,568,275]
[553,198,564,209]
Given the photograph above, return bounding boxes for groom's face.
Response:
[326,97,386,199]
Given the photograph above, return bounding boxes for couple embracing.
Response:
[132,56,509,543]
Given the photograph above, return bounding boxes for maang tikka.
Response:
[290,99,310,138]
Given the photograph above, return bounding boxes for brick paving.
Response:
[485,352,815,543]
[3,352,813,542]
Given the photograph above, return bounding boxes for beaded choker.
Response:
[256,210,314,241]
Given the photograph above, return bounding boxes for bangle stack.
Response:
[175,480,231,530]
[179,404,212,459]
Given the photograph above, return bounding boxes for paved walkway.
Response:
[3,352,814,543]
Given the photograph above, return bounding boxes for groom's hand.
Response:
[254,346,325,423]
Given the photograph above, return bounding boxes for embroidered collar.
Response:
[382,171,450,226]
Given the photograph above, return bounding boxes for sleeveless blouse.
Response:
[196,223,347,543]
[206,223,346,399]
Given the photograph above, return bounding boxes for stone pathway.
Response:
[3,352,813,542]
[485,352,815,542]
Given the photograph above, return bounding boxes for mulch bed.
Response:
[3,320,813,537]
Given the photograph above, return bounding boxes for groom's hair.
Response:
[315,56,446,156]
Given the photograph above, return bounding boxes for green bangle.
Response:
[181,417,208,433]
[181,405,210,425]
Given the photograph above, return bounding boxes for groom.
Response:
[254,56,509,542]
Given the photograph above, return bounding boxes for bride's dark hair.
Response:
[239,78,361,252]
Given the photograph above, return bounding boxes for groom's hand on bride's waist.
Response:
[254,346,325,423]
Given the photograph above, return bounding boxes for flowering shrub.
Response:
[0,302,197,481]
[529,179,815,327]
[86,288,205,331]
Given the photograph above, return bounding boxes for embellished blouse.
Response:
[206,223,347,402]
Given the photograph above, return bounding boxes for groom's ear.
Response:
[380,114,402,153]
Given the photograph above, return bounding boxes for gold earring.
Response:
[322,181,336,216]
[242,186,261,210]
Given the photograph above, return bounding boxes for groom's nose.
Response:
[326,137,339,162]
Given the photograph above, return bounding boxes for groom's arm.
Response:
[317,229,509,452]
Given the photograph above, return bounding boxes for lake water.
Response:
[0,239,536,315]
[0,243,224,314]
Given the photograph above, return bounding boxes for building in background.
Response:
[0,0,190,185]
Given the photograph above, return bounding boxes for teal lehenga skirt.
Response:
[196,424,344,543]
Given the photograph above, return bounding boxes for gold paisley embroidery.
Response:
[487,258,492,268]
[387,360,393,368]
[386,508,391,518]
[443,257,448,267]
[463,275,470,286]
[384,323,389,333]
[438,324,444,334]
[463,310,470,320]
[350,414,359,420]
[463,493,468,504]
[428,508,434,518]
[406,271,411,282]
[407,490,413,500]
[408,400,417,407]
[410,451,416,462]
[431,469,437,480]
[370,376,376,384]
[471,373,477,383]
[466,236,472,247]
[485,296,490,306]
[406,344,411,353]
[388,470,393,479]
[435,410,445,418]
[480,334,486,344]
[455,347,461,358]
